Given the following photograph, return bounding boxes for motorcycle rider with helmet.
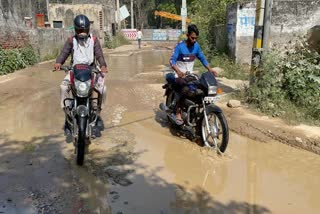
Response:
[54,14,108,135]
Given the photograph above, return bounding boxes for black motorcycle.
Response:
[160,71,229,153]
[61,64,104,165]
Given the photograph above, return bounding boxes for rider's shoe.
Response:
[96,116,104,131]
[91,126,101,138]
[64,120,71,136]
[64,122,73,143]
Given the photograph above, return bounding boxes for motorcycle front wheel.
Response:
[201,111,229,153]
[76,116,87,165]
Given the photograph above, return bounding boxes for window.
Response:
[53,21,63,28]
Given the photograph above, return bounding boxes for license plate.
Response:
[204,96,220,103]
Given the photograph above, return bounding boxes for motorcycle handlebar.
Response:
[60,66,72,72]
[53,65,103,75]
[61,66,101,73]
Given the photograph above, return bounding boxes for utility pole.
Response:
[262,0,272,50]
[181,0,187,33]
[250,0,273,84]
[250,0,265,84]
[131,0,134,29]
[46,0,49,21]
[116,0,121,32]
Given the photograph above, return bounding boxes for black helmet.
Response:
[74,14,90,40]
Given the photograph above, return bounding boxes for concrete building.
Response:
[49,4,103,38]
[226,0,320,64]
[270,0,320,46]
[227,2,256,65]
[0,0,46,30]
[48,3,116,41]
[0,0,116,57]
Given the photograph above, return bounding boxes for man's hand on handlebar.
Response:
[177,70,184,78]
[100,66,108,77]
[53,63,61,71]
[208,67,219,77]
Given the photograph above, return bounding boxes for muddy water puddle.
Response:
[106,49,171,81]
[2,49,320,213]
[105,110,320,214]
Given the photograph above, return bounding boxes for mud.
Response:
[221,105,320,155]
[105,110,320,214]
[1,44,320,213]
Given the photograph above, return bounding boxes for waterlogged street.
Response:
[1,45,320,214]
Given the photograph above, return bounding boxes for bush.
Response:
[190,0,236,57]
[210,54,249,80]
[0,45,38,75]
[104,33,131,49]
[245,38,320,124]
[193,53,249,80]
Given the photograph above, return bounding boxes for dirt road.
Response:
[1,44,320,214]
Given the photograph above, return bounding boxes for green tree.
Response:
[189,0,236,56]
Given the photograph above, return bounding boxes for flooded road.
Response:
[1,45,320,213]
[109,110,320,214]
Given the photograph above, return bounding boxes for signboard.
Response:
[142,29,153,40]
[168,29,182,40]
[120,5,130,21]
[121,29,181,41]
[152,29,167,40]
[237,8,255,37]
[121,29,137,40]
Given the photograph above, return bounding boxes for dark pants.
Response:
[138,39,141,49]
[174,78,188,111]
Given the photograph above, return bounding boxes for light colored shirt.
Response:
[137,31,143,39]
[170,40,209,77]
[72,34,94,66]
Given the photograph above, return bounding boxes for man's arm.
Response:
[170,43,184,78]
[196,44,218,77]
[55,39,72,69]
[94,38,108,74]
[195,44,209,67]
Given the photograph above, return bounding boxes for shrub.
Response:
[245,38,320,124]
[0,45,38,75]
[210,53,249,80]
[104,33,131,49]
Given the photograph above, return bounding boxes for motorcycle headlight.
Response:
[75,80,91,97]
[208,86,217,95]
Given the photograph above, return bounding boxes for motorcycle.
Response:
[159,71,229,153]
[61,64,105,165]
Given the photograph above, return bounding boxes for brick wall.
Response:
[0,31,30,49]
[28,28,73,58]
[0,28,73,61]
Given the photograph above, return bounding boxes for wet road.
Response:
[1,46,320,213]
